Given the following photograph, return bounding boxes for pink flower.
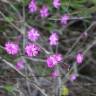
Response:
[4,42,19,55]
[46,54,62,68]
[70,74,77,81]
[28,0,37,13]
[40,6,49,18]
[27,27,40,41]
[49,32,59,45]
[51,70,59,78]
[55,54,62,62]
[46,56,56,68]
[25,43,40,57]
[16,60,25,70]
[60,14,70,25]
[53,0,61,9]
[76,53,84,64]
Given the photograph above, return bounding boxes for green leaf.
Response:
[4,84,14,93]
[22,0,29,5]
[77,6,96,16]
[5,16,14,22]
[92,0,96,4]
[37,0,51,5]
[0,47,3,54]
[71,0,87,4]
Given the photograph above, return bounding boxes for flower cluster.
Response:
[28,27,40,41]
[49,32,59,46]
[4,42,19,55]
[46,54,62,68]
[25,43,40,57]
[4,0,85,81]
[60,14,70,25]
[51,70,59,78]
[28,0,70,26]
[53,0,61,9]
[40,6,49,18]
[76,53,84,64]
[16,59,25,70]
[28,0,37,13]
[70,74,77,81]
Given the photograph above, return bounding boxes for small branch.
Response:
[48,16,92,21]
[24,56,46,62]
[65,22,96,56]
[1,57,26,77]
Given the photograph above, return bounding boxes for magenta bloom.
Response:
[46,53,62,68]
[27,27,40,41]
[16,60,25,70]
[28,0,37,13]
[76,53,84,64]
[49,32,59,45]
[53,0,61,9]
[60,14,70,25]
[51,70,59,78]
[55,54,62,62]
[70,74,77,81]
[4,42,19,55]
[25,43,40,57]
[40,6,49,18]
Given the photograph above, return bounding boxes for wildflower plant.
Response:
[49,32,59,45]
[28,0,37,13]
[40,5,49,18]
[53,0,61,9]
[16,59,25,70]
[0,0,96,96]
[4,42,20,55]
[25,43,40,57]
[27,27,40,41]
